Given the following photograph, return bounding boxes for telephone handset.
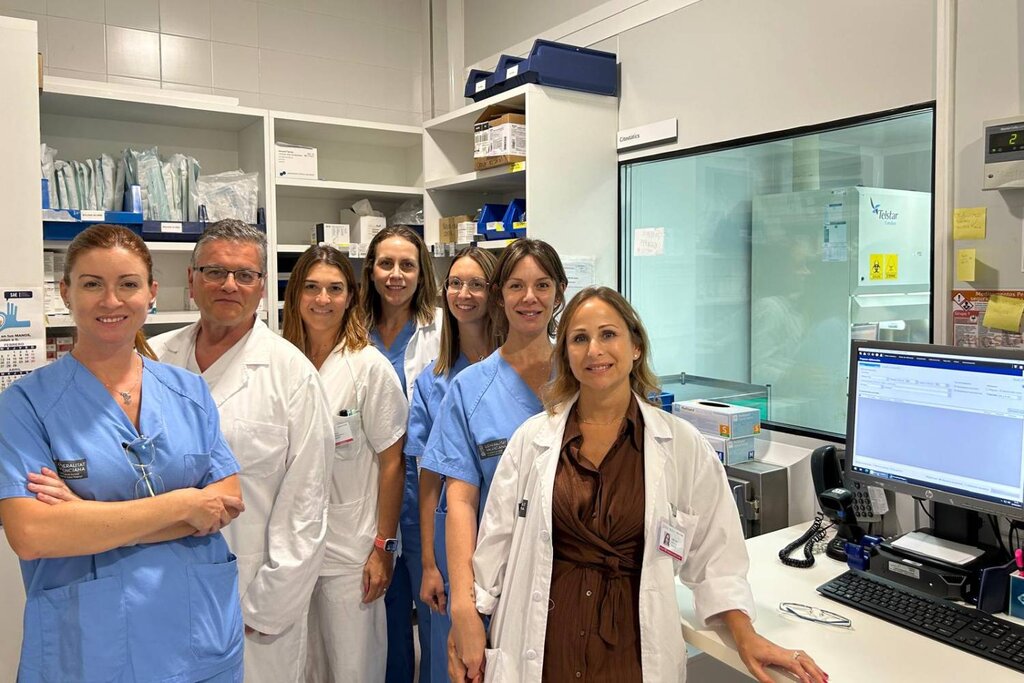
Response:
[778,445,867,567]
[811,444,882,523]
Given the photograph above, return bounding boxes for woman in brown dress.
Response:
[467,287,827,683]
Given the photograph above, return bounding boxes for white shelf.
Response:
[425,166,525,192]
[273,111,422,148]
[477,239,518,250]
[43,240,196,253]
[423,85,530,134]
[277,243,313,254]
[45,311,201,328]
[275,177,422,202]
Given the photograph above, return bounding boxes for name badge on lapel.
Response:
[656,517,687,561]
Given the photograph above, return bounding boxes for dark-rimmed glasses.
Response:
[195,266,264,286]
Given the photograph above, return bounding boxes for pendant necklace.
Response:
[102,353,142,406]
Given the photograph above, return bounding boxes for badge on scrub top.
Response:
[656,517,687,561]
[334,420,354,447]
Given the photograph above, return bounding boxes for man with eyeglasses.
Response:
[151,220,334,683]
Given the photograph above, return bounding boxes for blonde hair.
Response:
[360,226,438,329]
[544,286,661,414]
[282,245,368,357]
[435,247,501,376]
[63,224,157,360]
[491,239,568,339]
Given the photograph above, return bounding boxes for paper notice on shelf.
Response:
[0,287,45,393]
[956,248,976,282]
[952,207,986,240]
[633,227,664,256]
[562,256,596,303]
[983,294,1024,333]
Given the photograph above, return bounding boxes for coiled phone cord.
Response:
[778,511,833,568]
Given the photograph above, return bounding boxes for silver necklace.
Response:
[578,414,625,426]
[101,354,142,406]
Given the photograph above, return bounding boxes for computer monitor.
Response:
[845,341,1024,542]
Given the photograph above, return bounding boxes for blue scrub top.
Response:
[405,353,471,460]
[0,354,244,683]
[370,318,420,536]
[420,350,544,515]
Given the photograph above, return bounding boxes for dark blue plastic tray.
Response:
[468,39,617,102]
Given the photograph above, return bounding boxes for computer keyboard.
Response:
[818,569,1024,674]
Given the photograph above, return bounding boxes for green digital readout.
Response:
[989,130,1024,154]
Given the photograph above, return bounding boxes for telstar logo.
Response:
[870,198,899,224]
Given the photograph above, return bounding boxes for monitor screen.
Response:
[846,341,1024,520]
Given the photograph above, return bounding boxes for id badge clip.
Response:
[334,419,354,447]
[657,517,686,561]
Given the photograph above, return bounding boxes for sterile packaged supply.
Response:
[313,223,351,248]
[197,170,259,223]
[275,142,318,179]
[672,399,761,439]
[43,283,68,315]
[704,434,756,465]
[348,243,370,259]
[45,341,56,362]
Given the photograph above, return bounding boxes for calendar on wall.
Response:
[0,288,45,392]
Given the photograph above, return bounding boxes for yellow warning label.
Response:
[884,253,899,280]
[509,161,525,173]
[869,254,884,280]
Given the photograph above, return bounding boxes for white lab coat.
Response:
[305,342,409,682]
[400,307,444,402]
[473,394,755,683]
[151,319,333,683]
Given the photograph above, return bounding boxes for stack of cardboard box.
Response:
[671,399,760,465]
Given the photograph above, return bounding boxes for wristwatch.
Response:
[374,535,399,553]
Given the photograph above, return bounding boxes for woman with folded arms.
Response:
[0,224,245,683]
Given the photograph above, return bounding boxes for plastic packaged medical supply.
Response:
[389,198,424,226]
[40,144,58,209]
[197,170,260,223]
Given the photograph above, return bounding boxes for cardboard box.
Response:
[312,223,351,248]
[275,142,318,180]
[704,435,757,465]
[473,106,526,171]
[672,400,761,439]
[439,214,475,243]
[339,210,386,243]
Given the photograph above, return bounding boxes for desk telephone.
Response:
[779,445,879,567]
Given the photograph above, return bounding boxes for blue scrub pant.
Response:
[385,525,432,683]
[428,506,452,683]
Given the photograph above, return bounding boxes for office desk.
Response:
[676,524,1021,682]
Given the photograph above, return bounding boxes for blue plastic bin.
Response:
[500,198,526,239]
[463,68,494,99]
[467,39,617,102]
[477,203,508,241]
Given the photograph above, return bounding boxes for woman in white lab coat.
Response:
[360,226,443,682]
[468,287,828,683]
[283,245,408,682]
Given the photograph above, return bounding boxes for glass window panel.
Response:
[621,108,934,438]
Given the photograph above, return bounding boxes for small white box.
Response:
[275,142,318,180]
[43,251,55,281]
[43,282,68,315]
[457,221,477,243]
[339,210,386,243]
[313,223,351,248]
[348,243,370,259]
[672,400,761,439]
[704,435,757,465]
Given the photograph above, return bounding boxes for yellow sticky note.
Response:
[953,207,986,240]
[884,253,899,280]
[869,253,884,280]
[983,295,1024,333]
[956,248,976,282]
[509,161,525,173]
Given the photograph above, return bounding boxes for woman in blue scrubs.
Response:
[360,226,442,682]
[408,247,499,682]
[419,239,567,682]
[0,225,246,683]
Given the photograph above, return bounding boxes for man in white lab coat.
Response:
[150,220,333,683]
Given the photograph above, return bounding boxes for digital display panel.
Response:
[989,130,1024,155]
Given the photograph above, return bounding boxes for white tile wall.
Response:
[105,0,160,32]
[106,25,160,80]
[2,0,427,125]
[160,0,210,40]
[161,33,212,86]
